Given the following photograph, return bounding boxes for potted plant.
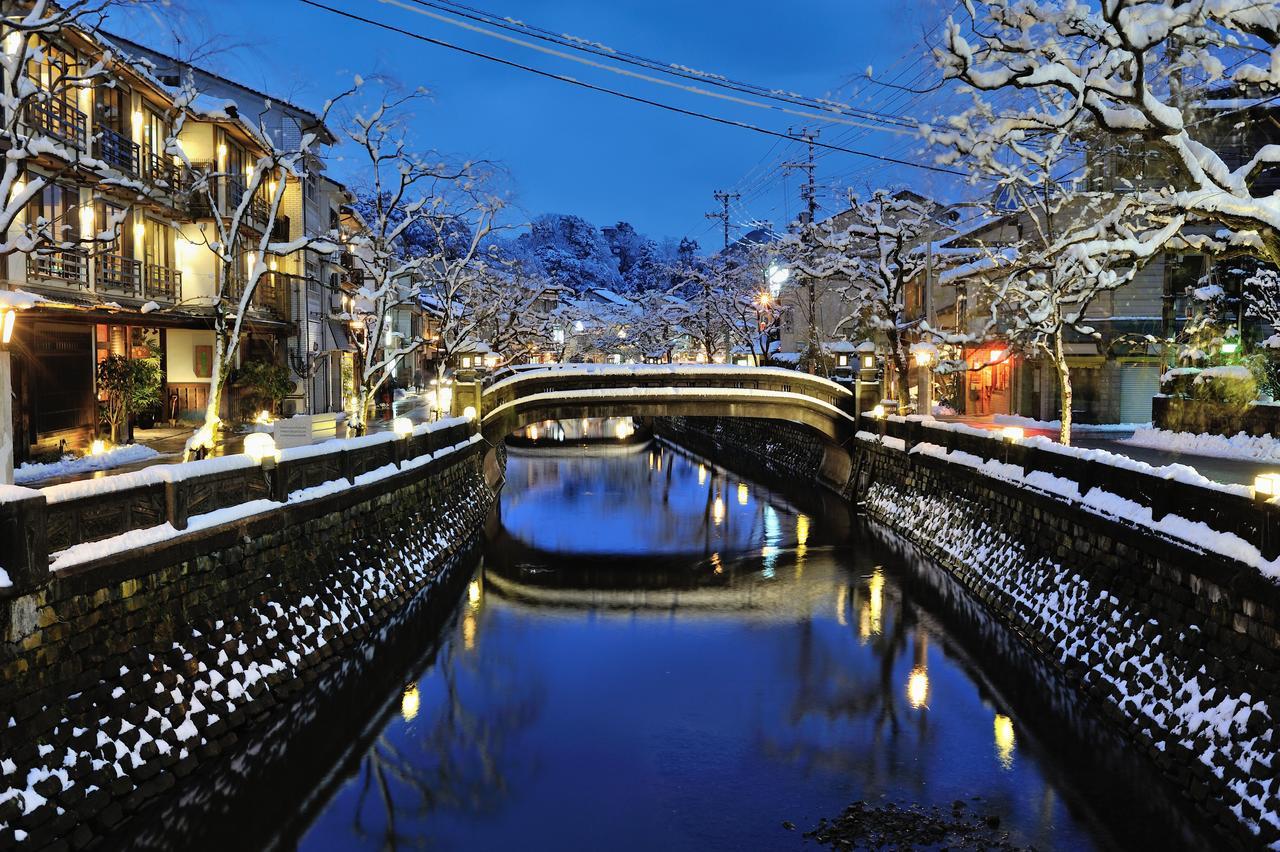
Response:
[97,354,162,444]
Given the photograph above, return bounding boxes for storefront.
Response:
[963,344,1015,416]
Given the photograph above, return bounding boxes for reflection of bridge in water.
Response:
[477,365,858,444]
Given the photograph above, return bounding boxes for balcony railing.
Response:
[25,97,88,152]
[227,270,295,317]
[28,249,88,287]
[145,263,182,302]
[93,127,138,176]
[140,149,179,191]
[95,253,142,295]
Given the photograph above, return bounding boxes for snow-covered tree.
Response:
[472,259,560,366]
[182,79,352,456]
[339,91,473,432]
[929,122,1147,443]
[793,190,941,405]
[509,213,621,295]
[933,0,1280,269]
[414,171,507,384]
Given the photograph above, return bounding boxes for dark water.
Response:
[293,440,1182,851]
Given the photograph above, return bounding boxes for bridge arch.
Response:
[476,365,860,490]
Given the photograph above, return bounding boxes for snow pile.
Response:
[992,413,1146,433]
[1195,366,1254,384]
[0,569,10,589]
[14,444,161,485]
[1124,427,1280,464]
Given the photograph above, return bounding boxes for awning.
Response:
[325,318,355,353]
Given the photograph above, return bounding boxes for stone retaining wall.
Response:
[651,416,827,485]
[0,439,495,849]
[853,435,1279,849]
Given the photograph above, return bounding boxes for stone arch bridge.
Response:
[466,365,861,490]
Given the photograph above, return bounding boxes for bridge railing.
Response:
[482,365,854,416]
[863,414,1280,561]
[1,419,476,585]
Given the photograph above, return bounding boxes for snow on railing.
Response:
[0,418,479,586]
[859,414,1280,577]
[482,363,854,399]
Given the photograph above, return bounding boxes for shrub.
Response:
[97,354,162,443]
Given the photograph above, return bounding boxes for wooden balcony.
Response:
[228,270,295,317]
[25,97,88,152]
[93,127,139,176]
[144,263,182,302]
[28,249,88,288]
[95,253,142,296]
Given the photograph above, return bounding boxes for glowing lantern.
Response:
[999,426,1025,443]
[243,432,278,464]
[392,417,413,438]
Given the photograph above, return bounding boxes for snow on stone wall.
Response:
[855,437,1280,848]
[0,441,494,847]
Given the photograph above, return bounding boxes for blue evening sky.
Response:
[110,0,960,247]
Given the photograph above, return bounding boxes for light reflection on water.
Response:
[299,440,1110,851]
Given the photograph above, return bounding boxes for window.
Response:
[28,181,80,241]
[94,85,128,135]
[140,107,169,159]
[94,202,131,257]
[143,219,174,269]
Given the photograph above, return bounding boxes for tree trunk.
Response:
[1053,332,1073,446]
[886,325,910,411]
[187,323,229,460]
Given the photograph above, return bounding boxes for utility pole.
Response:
[705,190,740,251]
[783,128,822,374]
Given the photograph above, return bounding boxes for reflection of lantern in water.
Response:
[737,483,749,505]
[614,419,634,440]
[907,667,929,708]
[463,612,477,650]
[796,514,810,545]
[710,552,723,575]
[712,496,725,525]
[994,714,1015,769]
[468,579,481,608]
[835,585,848,627]
[866,568,884,637]
[401,684,420,721]
[698,463,707,485]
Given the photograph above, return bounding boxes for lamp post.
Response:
[0,306,16,485]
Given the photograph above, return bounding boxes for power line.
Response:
[398,0,921,129]
[295,0,970,177]
[380,0,919,136]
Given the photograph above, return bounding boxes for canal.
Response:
[288,429,1202,851]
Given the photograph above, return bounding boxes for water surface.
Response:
[298,440,1143,850]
